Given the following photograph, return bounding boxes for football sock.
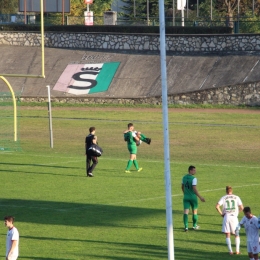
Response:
[140,133,147,141]
[192,214,198,227]
[183,214,188,228]
[235,236,240,252]
[226,238,232,252]
[133,160,139,170]
[126,160,133,170]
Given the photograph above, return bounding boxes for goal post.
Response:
[0,76,17,142]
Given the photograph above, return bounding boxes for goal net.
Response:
[0,92,21,152]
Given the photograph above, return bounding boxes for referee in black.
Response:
[85,127,96,177]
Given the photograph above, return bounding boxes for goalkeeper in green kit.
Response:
[123,123,151,173]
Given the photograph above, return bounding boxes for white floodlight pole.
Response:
[46,85,53,148]
[159,0,174,258]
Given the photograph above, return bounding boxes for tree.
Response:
[70,0,112,17]
[215,0,254,27]
[0,0,18,14]
[120,0,172,20]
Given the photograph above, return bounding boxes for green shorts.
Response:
[183,196,198,210]
[128,144,137,154]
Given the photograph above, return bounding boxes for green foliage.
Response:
[0,0,17,14]
[119,0,173,19]
[70,0,112,17]
[239,11,260,33]
[70,0,86,16]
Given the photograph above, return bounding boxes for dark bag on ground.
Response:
[88,144,103,157]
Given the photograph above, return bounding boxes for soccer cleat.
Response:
[184,228,188,232]
[137,168,143,172]
[235,252,241,255]
[193,225,200,230]
[87,173,93,177]
[125,170,131,173]
[146,138,151,145]
[229,252,233,255]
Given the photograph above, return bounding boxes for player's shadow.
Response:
[0,168,80,178]
[20,236,168,260]
[0,162,80,169]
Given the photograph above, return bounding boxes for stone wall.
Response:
[19,82,260,106]
[1,31,260,52]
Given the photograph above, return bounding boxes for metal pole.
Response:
[0,76,17,142]
[173,0,175,26]
[24,0,27,24]
[237,0,239,33]
[147,0,149,25]
[40,0,45,78]
[187,0,189,18]
[210,0,212,20]
[62,0,64,25]
[197,0,199,17]
[46,85,53,148]
[181,9,184,26]
[134,0,136,17]
[159,0,174,259]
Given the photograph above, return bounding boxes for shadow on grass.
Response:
[0,168,82,177]
[0,162,81,169]
[19,256,71,260]
[20,236,168,260]
[0,198,167,229]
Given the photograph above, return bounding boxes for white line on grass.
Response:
[105,183,260,206]
[4,153,260,169]
[1,183,259,211]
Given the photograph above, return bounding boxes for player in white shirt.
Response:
[216,186,244,255]
[239,207,260,260]
[4,216,19,260]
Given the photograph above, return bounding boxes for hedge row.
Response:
[0,24,232,34]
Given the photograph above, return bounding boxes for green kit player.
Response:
[124,123,144,173]
[181,165,205,231]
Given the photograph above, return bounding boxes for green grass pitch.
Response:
[0,106,260,260]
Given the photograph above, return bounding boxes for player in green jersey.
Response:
[124,123,143,173]
[181,165,205,231]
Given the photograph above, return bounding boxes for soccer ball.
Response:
[136,140,142,146]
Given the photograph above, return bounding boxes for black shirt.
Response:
[85,134,94,153]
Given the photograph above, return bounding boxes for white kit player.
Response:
[239,207,260,260]
[4,216,19,260]
[216,186,244,255]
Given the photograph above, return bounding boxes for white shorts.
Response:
[247,240,260,254]
[222,214,238,234]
